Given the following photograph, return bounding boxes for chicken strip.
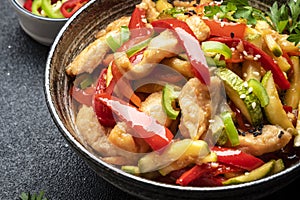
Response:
[114,29,178,79]
[75,105,140,165]
[237,125,293,156]
[140,91,172,127]
[185,15,210,42]
[66,17,130,76]
[178,78,211,140]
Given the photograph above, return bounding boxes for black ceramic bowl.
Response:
[45,0,300,199]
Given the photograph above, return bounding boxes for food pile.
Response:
[65,0,300,186]
[23,0,90,18]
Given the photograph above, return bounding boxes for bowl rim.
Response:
[45,0,300,195]
[10,0,68,22]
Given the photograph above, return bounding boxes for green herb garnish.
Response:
[19,190,48,200]
[204,0,265,25]
[267,0,300,45]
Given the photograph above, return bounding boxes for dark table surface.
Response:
[1,1,300,200]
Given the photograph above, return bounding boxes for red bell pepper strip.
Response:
[203,19,247,39]
[176,164,209,186]
[60,0,89,18]
[23,0,33,12]
[176,163,244,186]
[151,19,210,85]
[128,7,147,29]
[209,37,291,90]
[95,93,174,151]
[111,62,142,107]
[93,69,116,127]
[128,7,150,38]
[71,85,95,107]
[211,146,264,171]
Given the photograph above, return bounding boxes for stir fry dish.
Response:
[65,0,300,187]
[23,0,90,18]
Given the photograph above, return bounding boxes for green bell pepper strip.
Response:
[201,41,232,60]
[162,84,181,120]
[31,0,43,16]
[120,26,130,45]
[125,38,151,58]
[106,26,131,52]
[220,111,240,147]
[41,0,65,18]
[247,79,269,107]
[106,35,121,52]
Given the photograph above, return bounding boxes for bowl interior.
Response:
[45,0,300,199]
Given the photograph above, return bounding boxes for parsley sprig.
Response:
[204,0,265,25]
[204,0,300,45]
[19,190,48,200]
[267,0,300,45]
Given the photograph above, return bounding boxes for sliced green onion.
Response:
[162,84,181,120]
[106,35,121,52]
[126,38,151,57]
[80,77,93,89]
[220,111,240,147]
[202,41,232,60]
[120,26,130,45]
[205,56,226,67]
[247,78,269,107]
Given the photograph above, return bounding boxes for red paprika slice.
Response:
[60,0,89,18]
[95,93,174,151]
[203,19,247,39]
[211,146,264,171]
[93,68,116,127]
[151,19,210,85]
[23,0,33,12]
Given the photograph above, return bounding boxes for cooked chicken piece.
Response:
[108,122,138,153]
[161,57,194,78]
[173,0,197,7]
[137,0,160,22]
[209,76,229,116]
[66,36,110,76]
[140,91,172,127]
[66,17,130,76]
[237,125,293,156]
[178,78,211,140]
[114,30,178,79]
[185,15,210,42]
[96,16,131,38]
[75,105,115,156]
[75,105,140,165]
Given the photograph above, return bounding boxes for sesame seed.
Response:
[220,22,225,27]
[243,82,249,88]
[240,94,246,99]
[278,130,284,138]
[243,50,248,56]
[251,102,256,109]
[211,162,219,168]
[230,32,235,38]
[243,73,248,77]
[253,71,260,76]
[231,47,235,51]
[248,87,253,94]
